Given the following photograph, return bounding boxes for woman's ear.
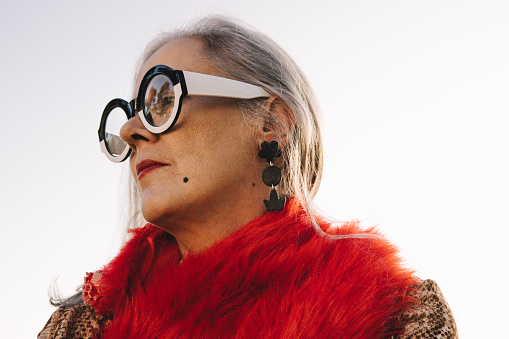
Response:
[256,95,295,148]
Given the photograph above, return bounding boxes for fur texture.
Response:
[84,198,417,338]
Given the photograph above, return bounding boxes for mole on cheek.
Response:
[252,183,255,187]
[183,177,189,183]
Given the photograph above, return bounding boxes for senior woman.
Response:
[40,15,457,338]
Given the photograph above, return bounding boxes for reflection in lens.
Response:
[105,107,128,156]
[144,75,175,127]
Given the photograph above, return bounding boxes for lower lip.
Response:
[138,164,168,180]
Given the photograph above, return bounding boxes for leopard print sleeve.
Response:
[395,279,458,338]
[38,303,111,339]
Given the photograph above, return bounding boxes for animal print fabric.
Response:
[38,279,457,338]
[394,279,458,338]
[38,303,111,339]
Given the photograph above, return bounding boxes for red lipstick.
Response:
[136,159,168,179]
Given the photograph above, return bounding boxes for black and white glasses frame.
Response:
[98,65,270,163]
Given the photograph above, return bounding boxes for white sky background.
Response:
[0,0,507,337]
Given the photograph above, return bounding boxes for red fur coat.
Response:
[83,198,417,338]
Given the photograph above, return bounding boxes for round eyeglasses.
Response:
[98,65,270,162]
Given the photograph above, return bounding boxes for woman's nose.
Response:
[120,113,158,151]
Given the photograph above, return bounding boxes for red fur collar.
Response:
[84,198,416,338]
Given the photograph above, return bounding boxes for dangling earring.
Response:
[258,141,286,211]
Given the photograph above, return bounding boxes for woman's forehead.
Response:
[133,37,219,91]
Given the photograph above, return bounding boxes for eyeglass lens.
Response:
[144,75,175,127]
[105,107,128,156]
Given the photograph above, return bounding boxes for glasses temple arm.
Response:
[182,71,270,99]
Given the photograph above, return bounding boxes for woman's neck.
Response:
[155,194,268,258]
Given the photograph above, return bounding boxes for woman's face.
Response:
[120,38,263,229]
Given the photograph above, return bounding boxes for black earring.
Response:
[258,141,286,212]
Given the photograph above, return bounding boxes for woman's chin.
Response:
[140,193,176,227]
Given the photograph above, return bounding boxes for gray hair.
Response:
[126,15,324,229]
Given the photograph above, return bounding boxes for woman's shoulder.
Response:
[395,279,458,338]
[38,303,111,339]
[317,220,458,337]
